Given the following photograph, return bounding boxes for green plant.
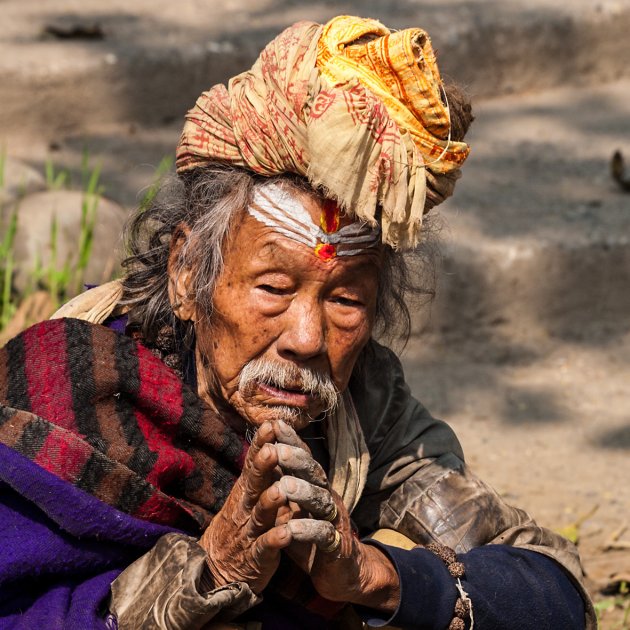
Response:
[595,582,630,629]
[1,151,105,329]
[41,214,69,305]
[33,156,103,305]
[73,157,102,295]
[44,156,70,190]
[139,154,173,211]
[0,148,16,328]
[0,207,18,329]
[0,151,172,334]
[0,145,6,191]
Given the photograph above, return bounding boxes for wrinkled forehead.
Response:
[247,182,381,262]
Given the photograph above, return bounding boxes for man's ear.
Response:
[167,224,196,322]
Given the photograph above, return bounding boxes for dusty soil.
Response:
[400,83,630,627]
[402,329,630,586]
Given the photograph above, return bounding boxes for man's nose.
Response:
[277,299,327,362]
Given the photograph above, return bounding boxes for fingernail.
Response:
[277,444,288,459]
[282,477,297,493]
[260,444,271,460]
[278,420,292,436]
[279,525,290,540]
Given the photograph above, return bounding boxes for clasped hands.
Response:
[198,420,400,612]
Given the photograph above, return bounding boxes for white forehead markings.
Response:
[247,183,380,257]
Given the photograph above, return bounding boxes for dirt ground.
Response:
[404,329,630,533]
[400,324,629,624]
[401,80,630,627]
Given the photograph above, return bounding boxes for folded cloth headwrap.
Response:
[176,15,470,249]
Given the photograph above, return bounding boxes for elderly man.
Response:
[0,16,593,630]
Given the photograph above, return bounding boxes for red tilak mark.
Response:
[315,243,337,261]
[320,199,340,234]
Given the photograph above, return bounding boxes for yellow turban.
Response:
[176,16,470,249]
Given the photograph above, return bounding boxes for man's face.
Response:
[195,187,381,431]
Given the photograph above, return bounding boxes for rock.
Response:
[0,156,46,207]
[4,190,127,294]
[0,291,56,346]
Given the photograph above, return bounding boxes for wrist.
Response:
[199,530,232,590]
[349,543,401,613]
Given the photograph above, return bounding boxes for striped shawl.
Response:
[0,317,247,531]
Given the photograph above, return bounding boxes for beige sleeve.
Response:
[110,533,261,629]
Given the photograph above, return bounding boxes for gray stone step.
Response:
[414,79,630,344]
[2,80,629,346]
[2,0,630,136]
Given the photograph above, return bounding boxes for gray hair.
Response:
[121,164,439,348]
[239,355,340,415]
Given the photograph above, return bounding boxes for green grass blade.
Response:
[140,155,173,212]
[0,145,6,190]
[1,253,14,329]
[49,214,59,300]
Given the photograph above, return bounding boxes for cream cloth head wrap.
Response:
[176,16,470,250]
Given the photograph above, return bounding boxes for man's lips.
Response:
[256,382,313,407]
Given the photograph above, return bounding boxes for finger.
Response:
[272,420,312,453]
[252,524,292,562]
[278,476,336,520]
[248,481,288,535]
[242,442,279,510]
[276,443,328,488]
[274,502,301,526]
[240,421,278,482]
[242,525,292,594]
[287,518,337,551]
[245,421,277,463]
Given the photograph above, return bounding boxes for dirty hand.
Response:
[299,490,400,612]
[198,419,344,594]
[198,421,292,594]
[274,424,400,613]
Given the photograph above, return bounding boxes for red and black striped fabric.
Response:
[0,317,353,622]
[0,317,247,531]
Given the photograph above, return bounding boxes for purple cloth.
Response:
[0,442,180,629]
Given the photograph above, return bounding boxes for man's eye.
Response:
[332,296,362,307]
[258,284,289,295]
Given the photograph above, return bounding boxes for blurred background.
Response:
[1,0,629,625]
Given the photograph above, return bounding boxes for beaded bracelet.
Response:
[426,542,474,630]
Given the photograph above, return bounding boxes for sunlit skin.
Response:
[193,188,382,432]
[167,186,400,613]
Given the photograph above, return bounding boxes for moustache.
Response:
[238,357,339,413]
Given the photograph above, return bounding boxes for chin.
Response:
[242,403,312,432]
[277,411,311,432]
